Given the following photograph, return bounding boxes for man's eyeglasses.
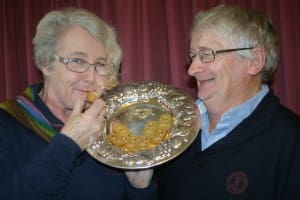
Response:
[55,56,112,75]
[188,47,254,63]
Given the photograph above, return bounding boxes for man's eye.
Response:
[200,49,213,56]
[189,53,196,59]
[202,52,211,56]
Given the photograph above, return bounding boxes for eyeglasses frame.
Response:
[55,55,112,75]
[190,47,255,63]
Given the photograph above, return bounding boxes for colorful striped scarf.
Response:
[0,86,56,142]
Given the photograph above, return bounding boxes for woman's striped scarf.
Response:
[0,86,56,142]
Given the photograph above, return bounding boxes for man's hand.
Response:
[125,169,154,188]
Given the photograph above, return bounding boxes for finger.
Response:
[70,99,85,118]
[84,99,106,117]
[99,105,108,117]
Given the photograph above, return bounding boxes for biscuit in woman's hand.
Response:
[86,91,100,103]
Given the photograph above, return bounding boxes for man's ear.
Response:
[40,65,51,77]
[247,47,266,76]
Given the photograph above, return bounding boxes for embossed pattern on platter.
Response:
[87,81,200,169]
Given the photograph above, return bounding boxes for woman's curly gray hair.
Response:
[33,8,122,89]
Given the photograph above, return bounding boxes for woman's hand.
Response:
[61,99,106,150]
[125,168,154,188]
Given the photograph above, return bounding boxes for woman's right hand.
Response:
[61,99,106,151]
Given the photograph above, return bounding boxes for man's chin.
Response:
[198,93,213,102]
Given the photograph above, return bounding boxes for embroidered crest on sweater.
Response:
[226,170,248,194]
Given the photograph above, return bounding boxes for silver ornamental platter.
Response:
[87,81,200,169]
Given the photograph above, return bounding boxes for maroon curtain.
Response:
[1,0,299,115]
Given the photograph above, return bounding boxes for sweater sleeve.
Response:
[281,132,300,200]
[0,128,82,200]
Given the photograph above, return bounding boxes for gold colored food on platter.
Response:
[108,114,173,152]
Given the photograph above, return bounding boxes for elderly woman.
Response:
[156,4,300,200]
[0,8,156,200]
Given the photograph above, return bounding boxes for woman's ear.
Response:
[247,47,266,76]
[40,65,51,77]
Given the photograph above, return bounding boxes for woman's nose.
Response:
[84,65,97,82]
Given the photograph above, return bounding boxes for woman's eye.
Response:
[70,58,85,64]
[97,62,107,67]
